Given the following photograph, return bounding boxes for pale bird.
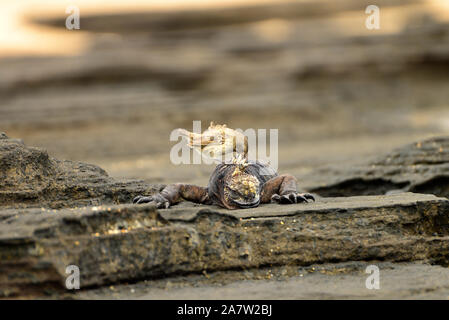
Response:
[176,122,248,163]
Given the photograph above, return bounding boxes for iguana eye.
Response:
[230,189,240,197]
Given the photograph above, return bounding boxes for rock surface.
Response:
[0,134,162,209]
[2,135,449,298]
[305,136,449,198]
[78,261,449,300]
[2,0,449,299]
[1,192,449,298]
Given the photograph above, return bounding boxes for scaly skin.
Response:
[133,160,314,209]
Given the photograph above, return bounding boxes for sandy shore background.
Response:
[1,0,449,188]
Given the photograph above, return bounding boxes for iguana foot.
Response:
[133,195,150,204]
[271,192,315,204]
[133,194,170,208]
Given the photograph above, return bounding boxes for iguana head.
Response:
[223,164,260,209]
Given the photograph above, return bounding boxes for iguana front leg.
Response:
[133,184,209,208]
[260,174,315,204]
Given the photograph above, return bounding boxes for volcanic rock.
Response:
[306,136,449,198]
[1,193,448,297]
[0,135,162,209]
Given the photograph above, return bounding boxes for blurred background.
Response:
[1,0,449,187]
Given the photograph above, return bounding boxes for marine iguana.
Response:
[133,123,314,209]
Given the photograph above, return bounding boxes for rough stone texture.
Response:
[2,0,449,299]
[1,193,449,298]
[305,136,449,198]
[78,262,449,300]
[0,136,162,209]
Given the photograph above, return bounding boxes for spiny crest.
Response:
[231,153,248,176]
[232,153,248,166]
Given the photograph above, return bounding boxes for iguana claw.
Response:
[271,192,315,204]
[133,194,170,208]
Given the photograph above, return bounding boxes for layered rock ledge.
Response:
[0,133,161,209]
[305,136,449,198]
[2,134,449,298]
[1,193,448,297]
